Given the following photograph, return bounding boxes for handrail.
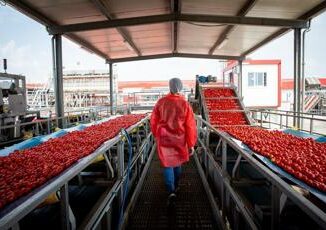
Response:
[250,108,325,117]
[250,110,326,122]
[0,117,152,230]
[195,115,326,228]
[249,108,326,135]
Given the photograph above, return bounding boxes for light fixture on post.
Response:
[217,38,229,50]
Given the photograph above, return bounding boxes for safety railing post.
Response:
[280,114,283,129]
[221,139,227,220]
[269,114,271,128]
[271,185,281,230]
[117,137,125,214]
[47,118,51,134]
[60,183,70,230]
[222,140,227,172]
[35,122,39,136]
[260,111,263,127]
[310,118,313,134]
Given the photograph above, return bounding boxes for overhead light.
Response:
[217,38,229,50]
[123,40,134,51]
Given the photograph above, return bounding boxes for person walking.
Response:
[150,78,197,206]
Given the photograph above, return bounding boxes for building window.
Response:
[248,72,267,87]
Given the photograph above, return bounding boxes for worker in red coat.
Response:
[150,78,197,205]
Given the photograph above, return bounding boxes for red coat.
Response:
[150,93,197,167]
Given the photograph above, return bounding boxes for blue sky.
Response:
[0,4,325,83]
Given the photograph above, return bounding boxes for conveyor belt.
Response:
[126,154,219,230]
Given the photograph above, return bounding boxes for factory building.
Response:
[223,60,281,108]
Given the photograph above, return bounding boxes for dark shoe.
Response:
[167,193,177,207]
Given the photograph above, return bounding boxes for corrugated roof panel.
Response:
[179,22,227,54]
[105,0,170,19]
[213,25,280,56]
[181,0,248,16]
[247,0,323,19]
[25,0,106,24]
[73,28,122,42]
[137,48,171,56]
[8,0,326,61]
[124,23,171,55]
[73,28,137,58]
[306,77,321,85]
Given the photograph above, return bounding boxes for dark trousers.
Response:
[163,166,181,193]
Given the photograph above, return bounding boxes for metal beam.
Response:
[238,60,243,97]
[109,63,114,115]
[48,13,309,35]
[209,0,257,54]
[298,0,326,20]
[48,14,174,35]
[293,28,302,128]
[110,53,242,63]
[52,35,64,128]
[66,34,110,61]
[241,1,326,57]
[6,0,55,26]
[6,0,110,61]
[91,0,141,56]
[171,0,180,53]
[241,28,288,57]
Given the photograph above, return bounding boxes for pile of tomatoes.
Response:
[221,126,326,192]
[209,112,248,126]
[206,99,241,110]
[203,88,235,98]
[0,114,146,209]
[203,88,248,126]
[203,87,326,192]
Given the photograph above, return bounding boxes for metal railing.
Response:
[249,109,326,135]
[0,105,132,146]
[0,118,154,230]
[195,116,326,229]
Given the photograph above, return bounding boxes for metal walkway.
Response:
[126,154,219,230]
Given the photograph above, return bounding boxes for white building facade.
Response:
[223,60,281,109]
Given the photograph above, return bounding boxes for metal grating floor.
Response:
[126,154,219,230]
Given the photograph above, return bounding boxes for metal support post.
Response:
[271,185,281,230]
[52,35,64,128]
[222,140,227,171]
[301,27,310,127]
[101,209,112,230]
[293,28,302,128]
[117,139,125,210]
[238,60,243,97]
[109,62,114,115]
[60,183,70,230]
[117,139,125,179]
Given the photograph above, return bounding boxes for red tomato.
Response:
[0,114,146,209]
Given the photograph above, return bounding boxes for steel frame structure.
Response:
[48,13,309,35]
[208,0,258,55]
[7,1,325,121]
[0,117,153,230]
[195,116,326,229]
[249,108,326,135]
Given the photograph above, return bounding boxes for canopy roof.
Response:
[7,0,326,63]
